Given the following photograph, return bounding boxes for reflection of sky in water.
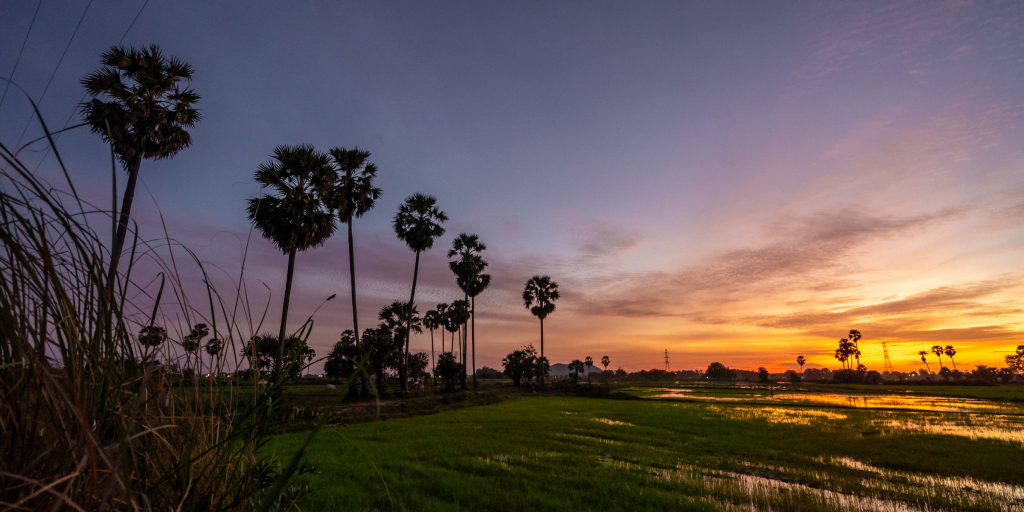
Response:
[646,388,1021,413]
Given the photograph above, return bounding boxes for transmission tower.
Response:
[882,341,895,373]
[664,349,670,371]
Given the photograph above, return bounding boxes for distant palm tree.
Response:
[796,355,806,373]
[601,355,610,372]
[247,144,337,378]
[931,345,945,370]
[447,299,470,388]
[523,275,559,386]
[585,356,594,382]
[328,147,381,395]
[449,233,489,387]
[944,345,957,371]
[81,45,201,287]
[424,309,443,382]
[918,350,931,373]
[393,193,447,392]
[435,302,451,353]
[848,330,862,369]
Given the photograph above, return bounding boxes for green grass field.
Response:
[271,384,1024,511]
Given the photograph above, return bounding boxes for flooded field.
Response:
[628,385,1024,414]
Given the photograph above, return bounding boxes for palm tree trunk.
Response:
[950,358,957,371]
[347,221,370,396]
[107,155,142,291]
[430,328,435,385]
[276,249,296,380]
[461,291,468,390]
[471,295,477,388]
[539,317,545,386]
[402,249,421,393]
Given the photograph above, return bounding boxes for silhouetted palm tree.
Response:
[585,356,594,382]
[327,147,381,394]
[918,350,931,373]
[447,299,470,388]
[523,275,559,385]
[81,45,201,286]
[424,309,443,382]
[449,233,489,387]
[602,355,610,373]
[931,345,945,370]
[796,355,806,373]
[393,193,447,392]
[849,330,862,369]
[247,144,337,378]
[944,345,957,371]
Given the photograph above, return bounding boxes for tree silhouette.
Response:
[848,330,862,369]
[446,300,470,387]
[918,350,931,373]
[944,345,958,371]
[247,144,337,378]
[449,233,488,388]
[834,338,858,370]
[796,355,806,373]
[81,45,201,287]
[423,308,443,383]
[327,147,381,395]
[931,345,945,370]
[1005,346,1024,374]
[757,367,769,382]
[523,275,559,386]
[379,301,422,372]
[585,356,594,382]
[181,323,208,374]
[569,359,585,384]
[393,193,447,392]
[324,330,359,381]
[601,355,610,374]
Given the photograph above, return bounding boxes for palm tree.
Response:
[585,356,594,382]
[931,345,945,370]
[205,337,223,372]
[944,345,957,371]
[848,330,862,369]
[449,233,489,387]
[247,144,337,379]
[796,355,806,373]
[423,309,443,382]
[523,275,559,386]
[447,299,470,388]
[918,350,931,373]
[602,355,610,372]
[81,45,201,286]
[327,147,381,394]
[393,193,447,392]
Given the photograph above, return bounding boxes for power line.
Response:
[0,0,44,113]
[14,0,95,150]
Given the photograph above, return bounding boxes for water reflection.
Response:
[645,388,1021,413]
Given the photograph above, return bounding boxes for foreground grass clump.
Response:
[274,395,1024,511]
[0,130,302,510]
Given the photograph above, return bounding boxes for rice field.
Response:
[271,384,1024,511]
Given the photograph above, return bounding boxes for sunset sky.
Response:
[2,1,1022,373]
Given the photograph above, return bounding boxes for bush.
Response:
[436,352,463,390]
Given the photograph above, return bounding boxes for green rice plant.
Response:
[0,100,340,510]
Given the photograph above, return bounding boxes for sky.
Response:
[2,0,1023,373]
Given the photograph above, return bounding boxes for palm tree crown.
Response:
[393,193,448,251]
[328,147,382,223]
[81,45,200,166]
[247,144,338,253]
[523,275,560,320]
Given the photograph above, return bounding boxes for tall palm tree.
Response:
[393,194,447,392]
[449,233,489,387]
[944,345,957,371]
[523,275,559,386]
[585,356,594,382]
[328,147,381,394]
[918,350,931,373]
[931,345,945,370]
[602,355,610,372]
[81,45,201,286]
[796,355,806,373]
[423,309,443,383]
[247,144,337,379]
[848,330,862,369]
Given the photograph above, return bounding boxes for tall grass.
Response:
[0,106,324,510]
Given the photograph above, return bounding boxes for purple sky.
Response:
[2,0,1023,373]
